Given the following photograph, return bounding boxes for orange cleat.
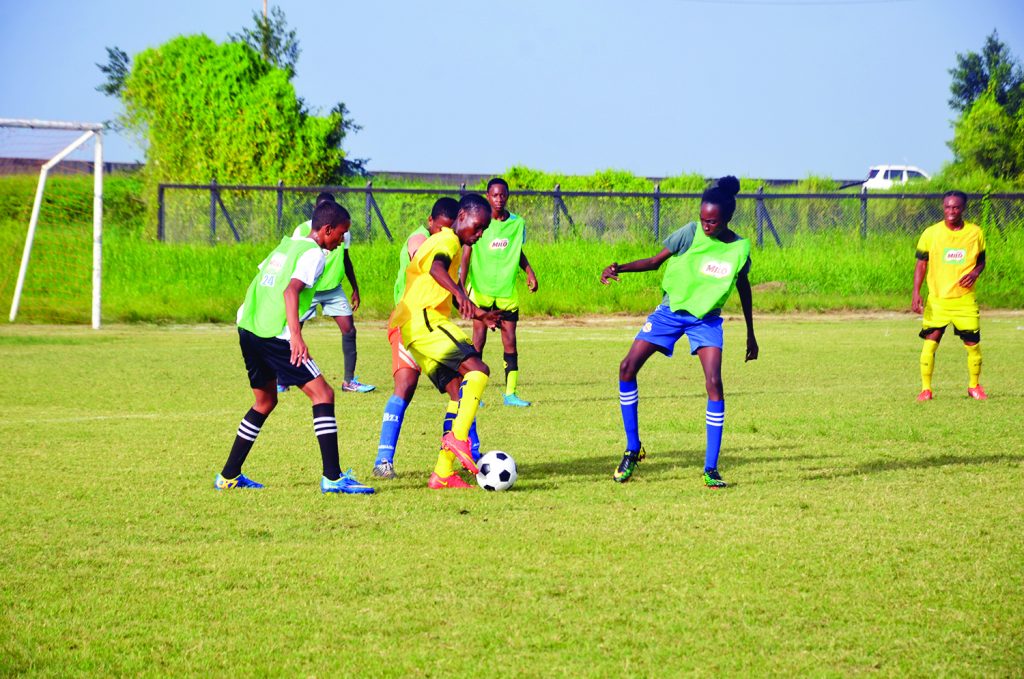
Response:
[916,389,933,402]
[428,471,473,489]
[967,385,988,400]
[441,432,479,475]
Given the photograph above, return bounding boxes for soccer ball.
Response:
[476,451,518,491]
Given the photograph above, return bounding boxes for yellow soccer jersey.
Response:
[389,229,462,329]
[916,221,985,300]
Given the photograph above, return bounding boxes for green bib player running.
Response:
[601,176,758,488]
[460,178,538,407]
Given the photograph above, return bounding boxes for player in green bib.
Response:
[600,176,758,488]
[215,200,374,495]
[460,178,538,407]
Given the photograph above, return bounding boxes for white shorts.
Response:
[300,285,352,322]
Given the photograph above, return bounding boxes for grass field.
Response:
[2,315,1023,676]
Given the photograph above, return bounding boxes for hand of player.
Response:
[601,263,619,285]
[526,269,538,293]
[455,291,474,319]
[745,336,759,362]
[289,335,309,366]
[958,271,979,289]
[911,292,924,314]
[350,287,361,311]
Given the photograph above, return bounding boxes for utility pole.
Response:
[263,0,267,19]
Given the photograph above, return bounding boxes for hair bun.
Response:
[714,176,740,197]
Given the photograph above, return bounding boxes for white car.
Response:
[863,165,930,190]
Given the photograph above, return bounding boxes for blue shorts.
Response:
[300,285,352,322]
[635,304,723,357]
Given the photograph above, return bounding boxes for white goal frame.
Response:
[2,118,105,328]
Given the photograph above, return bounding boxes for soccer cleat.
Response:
[613,448,645,483]
[916,389,933,402]
[321,469,375,494]
[703,468,728,488]
[276,384,290,393]
[427,471,473,489]
[967,385,988,400]
[214,473,264,490]
[372,461,396,479]
[342,378,376,393]
[441,432,480,475]
[503,393,531,407]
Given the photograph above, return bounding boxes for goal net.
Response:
[0,119,104,327]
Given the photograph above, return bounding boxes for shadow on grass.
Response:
[804,452,1024,481]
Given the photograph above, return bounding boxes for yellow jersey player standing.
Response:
[912,190,987,401]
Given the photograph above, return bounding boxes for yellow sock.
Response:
[454,371,487,439]
[966,343,982,388]
[433,448,455,477]
[920,339,938,391]
[505,369,519,396]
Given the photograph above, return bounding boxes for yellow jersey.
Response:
[389,229,462,329]
[916,221,985,300]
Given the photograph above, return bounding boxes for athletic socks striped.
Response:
[313,403,341,481]
[704,399,725,472]
[222,408,268,479]
[619,380,640,452]
[376,395,408,464]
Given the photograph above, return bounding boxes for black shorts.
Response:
[238,327,323,389]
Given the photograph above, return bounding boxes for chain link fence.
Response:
[158,182,1024,246]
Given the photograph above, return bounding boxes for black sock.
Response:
[222,408,268,479]
[313,403,341,480]
[503,352,519,381]
[342,328,357,382]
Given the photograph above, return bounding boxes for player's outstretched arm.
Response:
[429,256,478,320]
[283,278,310,366]
[601,248,673,285]
[911,258,928,313]
[736,266,758,362]
[343,249,360,311]
[520,251,538,292]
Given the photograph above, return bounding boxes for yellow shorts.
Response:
[401,311,477,392]
[470,290,519,321]
[922,293,980,341]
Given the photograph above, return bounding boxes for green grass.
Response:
[1,315,1022,675]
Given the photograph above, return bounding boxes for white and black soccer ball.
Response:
[476,450,517,491]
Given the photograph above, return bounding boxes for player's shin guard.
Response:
[966,343,982,388]
[704,399,725,472]
[503,352,519,395]
[342,328,357,382]
[312,403,341,481]
[619,380,640,452]
[920,339,938,391]
[443,399,458,435]
[376,395,408,464]
[454,371,487,439]
[222,408,268,479]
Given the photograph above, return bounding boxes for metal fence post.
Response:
[653,183,661,241]
[276,179,284,234]
[756,186,765,248]
[553,183,561,241]
[365,180,373,239]
[860,185,868,240]
[158,184,166,242]
[460,182,466,196]
[209,179,217,244]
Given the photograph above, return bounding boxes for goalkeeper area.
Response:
[1,316,1021,675]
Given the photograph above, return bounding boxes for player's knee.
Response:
[619,357,637,381]
[705,375,724,399]
[256,394,278,413]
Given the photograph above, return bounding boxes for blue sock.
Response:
[704,399,725,471]
[376,396,408,464]
[469,419,480,460]
[619,379,640,452]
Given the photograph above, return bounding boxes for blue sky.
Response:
[2,0,1022,180]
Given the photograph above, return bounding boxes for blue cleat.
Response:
[503,393,531,407]
[277,384,290,393]
[321,469,375,494]
[342,378,376,393]
[215,473,264,490]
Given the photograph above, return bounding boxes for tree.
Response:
[95,46,130,97]
[229,5,300,80]
[948,89,1021,180]
[948,30,1024,115]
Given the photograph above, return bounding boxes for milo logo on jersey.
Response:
[943,248,966,264]
[699,259,734,279]
[489,238,510,250]
[259,252,288,287]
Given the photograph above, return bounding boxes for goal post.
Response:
[2,118,104,328]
